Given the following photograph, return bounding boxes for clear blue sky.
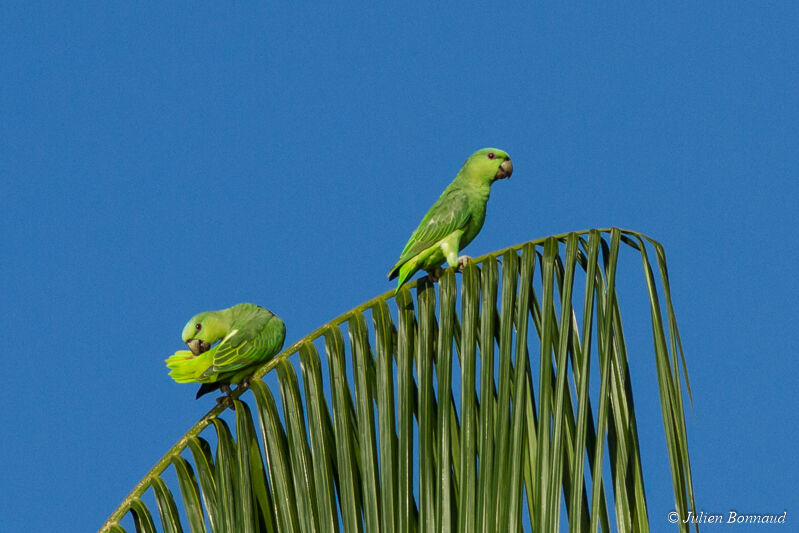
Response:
[2,3,797,531]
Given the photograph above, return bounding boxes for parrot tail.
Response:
[392,259,422,294]
[195,382,225,399]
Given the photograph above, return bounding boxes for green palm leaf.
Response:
[100,229,697,533]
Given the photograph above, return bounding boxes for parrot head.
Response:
[461,148,513,184]
[182,311,228,355]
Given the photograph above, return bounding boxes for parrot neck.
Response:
[205,312,234,342]
[454,172,492,202]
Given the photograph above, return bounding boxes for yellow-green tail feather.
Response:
[393,257,424,294]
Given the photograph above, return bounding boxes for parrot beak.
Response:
[187,339,212,355]
[495,158,513,180]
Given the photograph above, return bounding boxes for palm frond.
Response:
[100,229,696,533]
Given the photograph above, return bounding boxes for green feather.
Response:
[388,147,512,291]
[165,303,286,396]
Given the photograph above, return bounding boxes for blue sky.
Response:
[2,3,798,531]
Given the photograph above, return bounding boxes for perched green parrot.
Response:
[165,303,286,399]
[388,147,513,291]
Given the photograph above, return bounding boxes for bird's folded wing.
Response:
[393,190,471,268]
[207,312,283,375]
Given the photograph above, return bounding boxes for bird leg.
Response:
[426,266,444,282]
[236,376,252,392]
[457,255,472,270]
[216,383,235,409]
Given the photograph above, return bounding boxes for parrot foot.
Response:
[426,267,444,282]
[216,383,236,410]
[236,377,252,392]
[457,255,472,270]
[215,395,235,411]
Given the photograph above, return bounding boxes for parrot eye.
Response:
[195,323,202,331]
[487,152,496,159]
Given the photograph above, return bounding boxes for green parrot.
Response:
[165,303,286,399]
[388,147,513,291]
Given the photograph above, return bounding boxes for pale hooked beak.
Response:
[187,339,212,355]
[495,158,513,180]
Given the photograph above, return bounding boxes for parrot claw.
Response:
[236,377,252,393]
[215,395,235,411]
[426,267,444,282]
[457,255,472,270]
[213,383,236,410]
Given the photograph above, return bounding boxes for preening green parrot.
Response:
[388,147,513,291]
[165,303,286,399]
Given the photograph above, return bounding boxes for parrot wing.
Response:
[201,311,285,378]
[389,188,472,279]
